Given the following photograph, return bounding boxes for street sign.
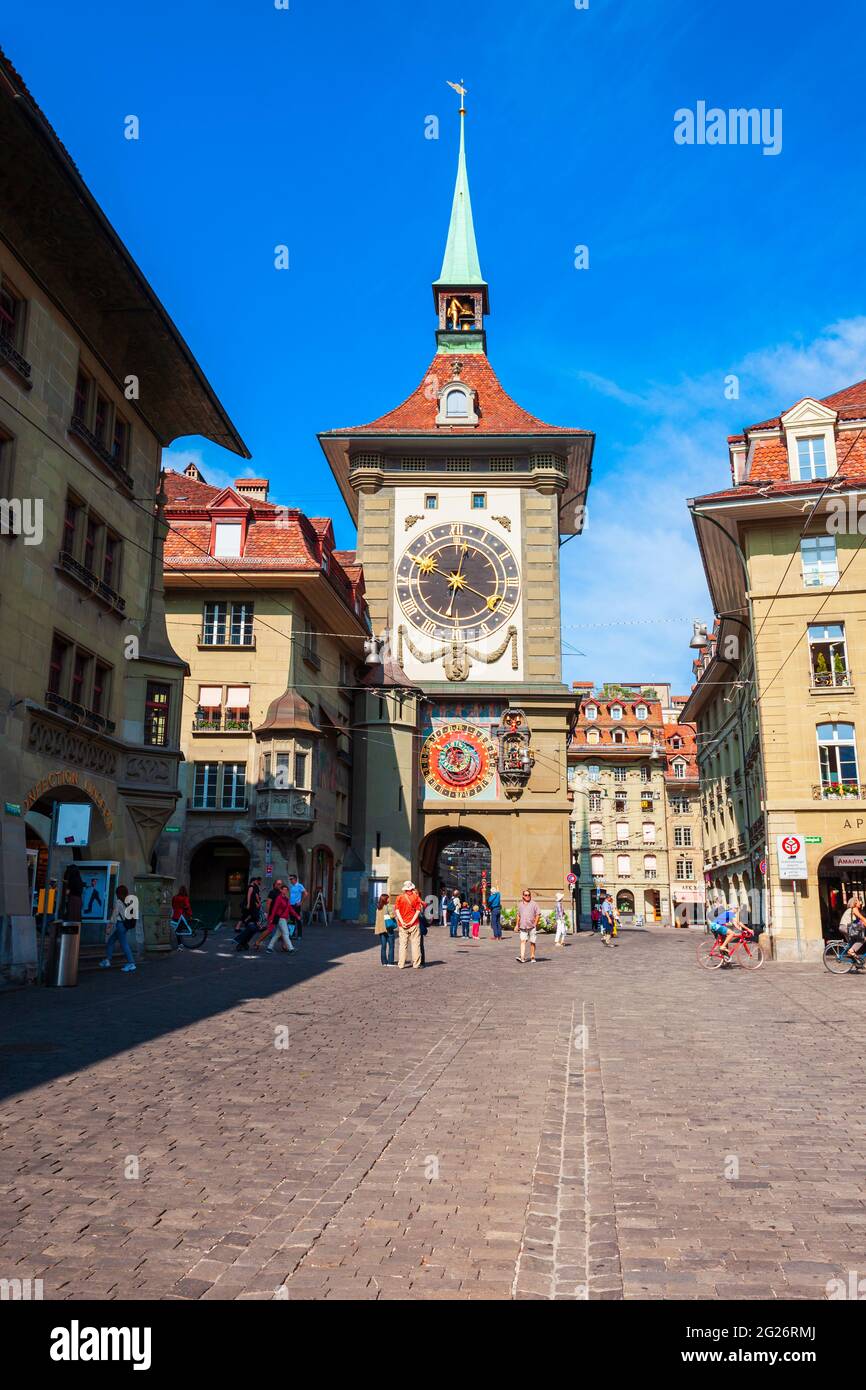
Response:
[566,872,577,886]
[759,859,766,876]
[777,833,807,880]
[805,835,823,845]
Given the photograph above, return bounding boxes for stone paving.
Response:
[0,923,864,1300]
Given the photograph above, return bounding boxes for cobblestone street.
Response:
[1,925,864,1301]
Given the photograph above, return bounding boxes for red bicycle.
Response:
[696,924,764,971]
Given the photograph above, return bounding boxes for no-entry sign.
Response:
[777,833,807,880]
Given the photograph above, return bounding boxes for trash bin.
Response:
[51,922,81,987]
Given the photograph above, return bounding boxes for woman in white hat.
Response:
[554,891,569,947]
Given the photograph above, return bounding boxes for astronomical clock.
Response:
[394,498,523,684]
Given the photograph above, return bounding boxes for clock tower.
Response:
[319,95,594,916]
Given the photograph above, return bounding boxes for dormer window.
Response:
[436,379,479,427]
[612,729,625,744]
[672,759,687,779]
[585,704,598,720]
[781,398,838,482]
[635,704,648,720]
[213,522,242,557]
[796,436,829,481]
[610,705,623,720]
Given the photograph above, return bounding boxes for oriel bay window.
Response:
[808,622,849,688]
[144,682,171,746]
[817,722,859,796]
[46,633,114,726]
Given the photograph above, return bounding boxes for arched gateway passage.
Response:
[818,841,866,939]
[189,837,250,925]
[420,828,492,906]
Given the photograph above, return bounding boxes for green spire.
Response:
[433,107,485,289]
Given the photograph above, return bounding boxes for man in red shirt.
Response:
[395,880,423,969]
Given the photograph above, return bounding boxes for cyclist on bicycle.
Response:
[171,884,192,933]
[841,894,866,970]
[711,903,745,962]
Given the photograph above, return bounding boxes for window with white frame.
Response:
[613,766,627,783]
[588,790,602,812]
[617,854,631,876]
[817,722,859,792]
[808,622,849,687]
[644,854,657,877]
[213,522,243,558]
[610,704,623,720]
[612,729,625,744]
[638,728,651,744]
[589,820,603,844]
[591,853,605,876]
[192,761,219,809]
[640,765,650,783]
[586,727,600,744]
[796,435,829,481]
[675,858,694,880]
[635,704,648,719]
[445,387,469,417]
[616,820,629,843]
[801,535,838,588]
[221,761,247,809]
[587,763,600,782]
[674,825,692,847]
[642,821,656,843]
[672,759,687,779]
[585,704,598,720]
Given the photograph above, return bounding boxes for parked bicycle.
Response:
[696,923,764,970]
[171,914,227,950]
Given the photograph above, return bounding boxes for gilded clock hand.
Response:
[446,544,469,617]
[454,580,503,610]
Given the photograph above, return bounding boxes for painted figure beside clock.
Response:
[393,491,524,683]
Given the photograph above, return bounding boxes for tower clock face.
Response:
[396,521,520,641]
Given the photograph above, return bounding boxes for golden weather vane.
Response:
[446,79,467,113]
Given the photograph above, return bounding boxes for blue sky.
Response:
[6,0,866,690]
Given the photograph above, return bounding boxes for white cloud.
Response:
[162,445,256,495]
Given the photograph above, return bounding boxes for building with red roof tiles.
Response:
[0,48,247,983]
[316,98,595,916]
[568,685,704,926]
[161,468,370,917]
[685,375,866,960]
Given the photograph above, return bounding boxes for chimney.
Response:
[235,478,269,503]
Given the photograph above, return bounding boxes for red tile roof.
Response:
[738,378,866,436]
[326,352,590,436]
[664,721,698,779]
[570,697,664,751]
[162,470,366,619]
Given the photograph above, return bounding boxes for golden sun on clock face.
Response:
[396,521,520,641]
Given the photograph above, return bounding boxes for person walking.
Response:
[515,889,541,964]
[600,893,618,947]
[266,881,294,955]
[488,885,502,940]
[236,877,262,952]
[458,900,472,938]
[374,892,397,967]
[287,873,307,940]
[554,891,569,947]
[99,884,138,972]
[255,878,284,949]
[395,881,423,969]
[451,891,461,936]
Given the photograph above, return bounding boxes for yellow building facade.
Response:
[686,381,866,960]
